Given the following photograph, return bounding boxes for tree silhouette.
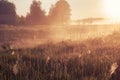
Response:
[48,0,71,25]
[18,16,26,25]
[0,0,17,25]
[26,0,46,25]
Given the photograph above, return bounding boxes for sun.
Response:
[103,0,120,21]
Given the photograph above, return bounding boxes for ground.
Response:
[0,24,120,80]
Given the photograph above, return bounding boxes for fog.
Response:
[0,24,120,48]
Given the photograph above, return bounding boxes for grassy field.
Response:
[0,24,119,47]
[0,24,120,80]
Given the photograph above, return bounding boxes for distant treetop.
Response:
[0,0,17,25]
[48,0,71,25]
[0,0,72,25]
[26,0,46,25]
[0,0,16,15]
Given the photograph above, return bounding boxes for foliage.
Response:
[0,0,17,25]
[26,0,46,25]
[0,0,71,25]
[48,0,71,25]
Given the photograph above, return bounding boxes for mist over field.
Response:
[0,24,120,48]
[0,24,120,80]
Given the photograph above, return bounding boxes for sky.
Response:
[9,0,106,20]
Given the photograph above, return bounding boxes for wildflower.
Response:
[110,62,118,77]
[87,50,91,54]
[13,64,18,75]
[46,56,50,64]
[12,51,15,55]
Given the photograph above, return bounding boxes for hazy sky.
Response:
[9,0,105,20]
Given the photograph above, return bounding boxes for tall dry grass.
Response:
[0,31,120,80]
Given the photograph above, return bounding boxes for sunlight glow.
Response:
[103,0,120,21]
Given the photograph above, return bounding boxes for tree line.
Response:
[0,0,71,25]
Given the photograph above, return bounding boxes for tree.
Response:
[48,0,71,25]
[18,16,26,25]
[26,0,46,25]
[0,0,17,25]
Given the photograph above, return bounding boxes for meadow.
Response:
[0,24,120,80]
